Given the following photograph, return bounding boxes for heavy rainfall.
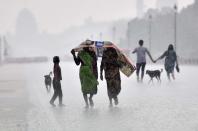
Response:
[0,0,198,131]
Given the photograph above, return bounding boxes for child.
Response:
[50,56,65,107]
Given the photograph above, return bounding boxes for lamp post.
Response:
[174,4,178,52]
[127,22,130,49]
[0,36,1,64]
[0,36,3,64]
[90,34,94,40]
[112,26,116,42]
[99,32,103,41]
[148,14,152,53]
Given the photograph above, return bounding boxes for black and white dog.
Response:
[146,69,163,83]
[44,72,52,92]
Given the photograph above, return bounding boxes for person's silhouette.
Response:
[50,56,65,107]
[132,40,154,82]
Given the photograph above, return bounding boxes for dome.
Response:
[15,8,38,36]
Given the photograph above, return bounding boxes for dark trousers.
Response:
[50,79,63,104]
[136,63,146,80]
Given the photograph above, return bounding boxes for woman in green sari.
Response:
[71,47,98,108]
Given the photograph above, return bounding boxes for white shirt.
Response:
[133,46,149,63]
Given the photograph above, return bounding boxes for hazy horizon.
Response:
[0,0,194,34]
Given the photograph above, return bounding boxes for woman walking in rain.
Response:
[155,44,179,81]
[100,47,122,107]
[71,45,98,108]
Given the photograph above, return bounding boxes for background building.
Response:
[156,0,178,9]
[136,0,144,18]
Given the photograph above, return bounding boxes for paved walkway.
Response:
[0,64,29,131]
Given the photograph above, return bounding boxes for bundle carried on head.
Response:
[73,39,95,52]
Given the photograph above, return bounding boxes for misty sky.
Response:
[0,0,194,34]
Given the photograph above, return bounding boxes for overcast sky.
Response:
[0,0,194,34]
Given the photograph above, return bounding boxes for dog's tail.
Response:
[161,69,163,73]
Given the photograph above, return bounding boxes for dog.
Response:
[146,69,163,83]
[44,72,52,92]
